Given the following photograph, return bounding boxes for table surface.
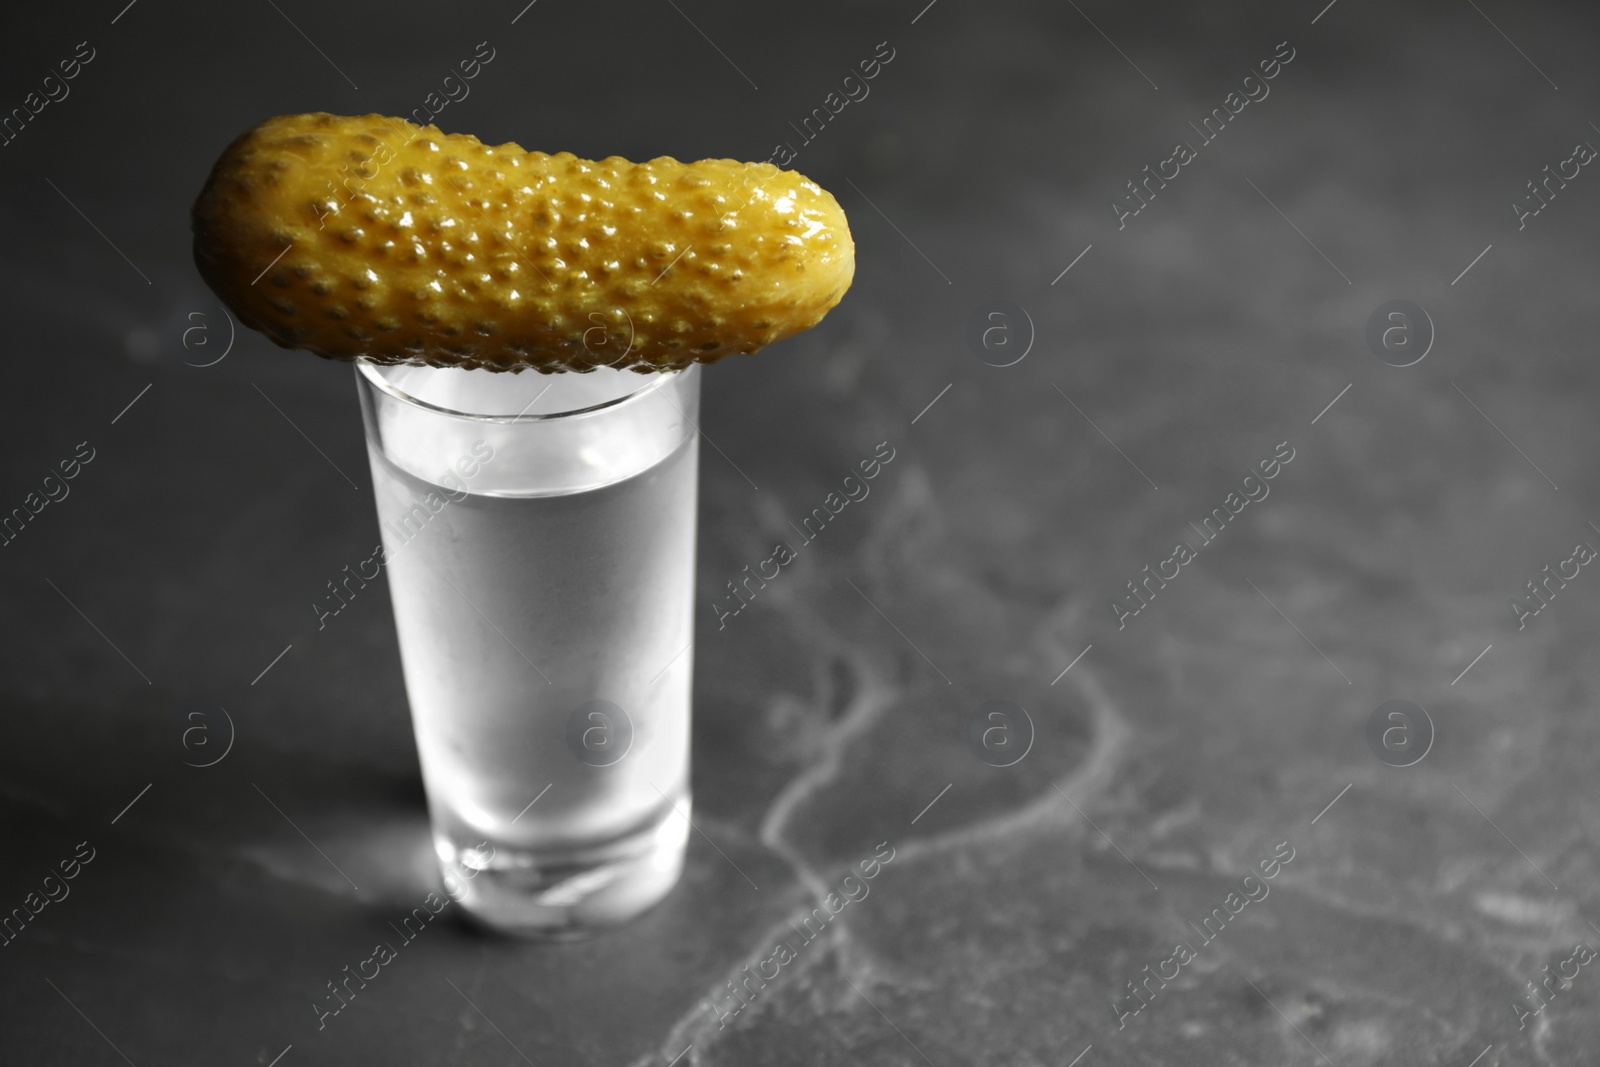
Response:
[3,1,1599,1064]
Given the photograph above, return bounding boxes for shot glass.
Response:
[354,359,701,935]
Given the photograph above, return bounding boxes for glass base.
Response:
[436,798,689,938]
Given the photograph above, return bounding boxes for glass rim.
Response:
[354,357,688,424]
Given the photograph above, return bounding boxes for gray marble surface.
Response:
[3,0,1600,1064]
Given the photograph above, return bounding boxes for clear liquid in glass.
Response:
[357,361,700,934]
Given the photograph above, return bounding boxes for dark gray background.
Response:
[2,0,1599,1064]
